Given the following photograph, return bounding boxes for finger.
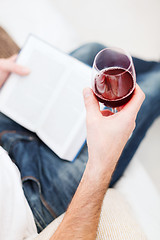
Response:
[83,88,101,118]
[121,84,145,118]
[8,54,18,61]
[0,60,30,75]
[101,109,113,117]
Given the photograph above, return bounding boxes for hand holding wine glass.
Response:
[92,48,136,112]
[83,84,145,172]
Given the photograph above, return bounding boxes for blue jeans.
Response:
[0,43,160,232]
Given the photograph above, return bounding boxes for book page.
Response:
[37,61,91,160]
[0,38,68,131]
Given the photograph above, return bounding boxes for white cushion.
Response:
[115,157,160,240]
[33,189,146,240]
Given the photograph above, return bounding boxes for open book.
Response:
[0,35,92,161]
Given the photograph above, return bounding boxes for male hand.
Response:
[0,54,30,88]
[83,85,145,176]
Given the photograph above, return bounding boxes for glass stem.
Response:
[112,108,117,113]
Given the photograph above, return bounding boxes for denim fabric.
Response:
[0,43,160,232]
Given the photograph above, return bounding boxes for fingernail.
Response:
[21,67,30,74]
[83,88,92,98]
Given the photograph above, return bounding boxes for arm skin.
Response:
[51,163,112,240]
[50,85,145,240]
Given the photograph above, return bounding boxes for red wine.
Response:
[93,67,135,108]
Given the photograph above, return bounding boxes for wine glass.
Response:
[92,47,136,113]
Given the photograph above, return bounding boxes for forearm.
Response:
[50,161,112,240]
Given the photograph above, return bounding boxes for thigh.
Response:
[132,57,158,75]
[0,112,24,132]
[70,42,106,66]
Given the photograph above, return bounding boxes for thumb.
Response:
[83,88,101,118]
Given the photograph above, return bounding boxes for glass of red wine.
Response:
[92,47,136,113]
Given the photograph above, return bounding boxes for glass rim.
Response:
[94,47,133,76]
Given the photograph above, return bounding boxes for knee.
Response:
[139,70,160,100]
[80,42,106,54]
[70,42,106,66]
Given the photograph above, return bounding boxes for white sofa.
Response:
[0,0,160,239]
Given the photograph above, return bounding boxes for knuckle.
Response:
[139,88,145,101]
[132,121,136,130]
[142,91,145,101]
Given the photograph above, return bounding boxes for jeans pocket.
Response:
[22,176,57,232]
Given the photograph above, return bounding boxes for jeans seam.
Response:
[34,217,43,232]
[33,206,47,229]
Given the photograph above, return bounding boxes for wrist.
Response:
[85,160,113,189]
[87,154,117,175]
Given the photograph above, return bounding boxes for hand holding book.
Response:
[0,54,30,88]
